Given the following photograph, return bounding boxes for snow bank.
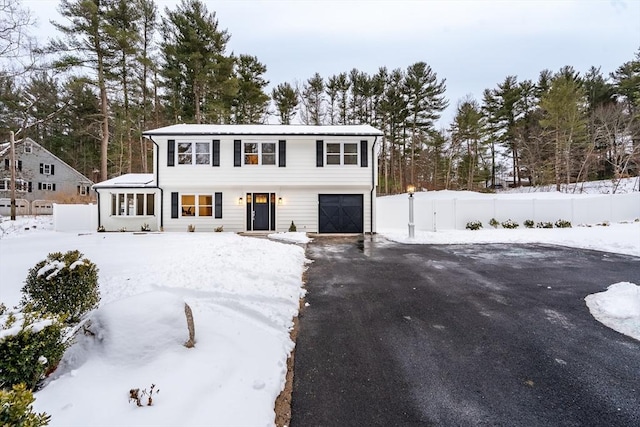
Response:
[585,282,640,341]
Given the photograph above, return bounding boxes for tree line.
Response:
[1,0,638,193]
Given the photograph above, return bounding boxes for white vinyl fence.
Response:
[377,192,640,231]
[53,203,98,232]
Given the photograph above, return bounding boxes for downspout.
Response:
[370,136,378,235]
[95,189,101,229]
[147,135,164,229]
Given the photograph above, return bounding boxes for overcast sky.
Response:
[25,0,640,125]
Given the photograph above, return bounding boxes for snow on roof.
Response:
[92,173,155,188]
[143,124,384,137]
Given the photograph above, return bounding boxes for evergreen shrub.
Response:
[501,219,519,229]
[466,220,482,230]
[554,219,572,228]
[0,383,51,426]
[21,250,100,323]
[288,221,297,232]
[536,221,554,229]
[0,310,67,390]
[489,218,499,228]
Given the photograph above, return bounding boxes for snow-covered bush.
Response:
[524,219,534,228]
[141,223,150,232]
[466,220,483,230]
[536,221,553,229]
[501,219,519,229]
[21,250,100,323]
[555,219,572,228]
[0,309,67,390]
[489,218,499,228]
[0,383,51,426]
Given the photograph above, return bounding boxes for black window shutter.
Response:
[39,163,43,174]
[212,140,220,166]
[278,140,286,167]
[17,160,22,171]
[4,159,8,170]
[234,140,241,167]
[77,185,80,194]
[52,183,56,191]
[168,140,175,167]
[28,182,32,193]
[316,140,324,167]
[38,182,42,190]
[51,164,55,175]
[360,140,368,167]
[214,192,222,218]
[171,192,179,218]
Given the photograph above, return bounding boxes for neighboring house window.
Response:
[38,182,56,191]
[177,142,210,165]
[244,142,276,165]
[24,142,32,153]
[40,163,55,175]
[4,159,22,171]
[0,179,28,191]
[326,142,358,165]
[181,194,213,217]
[111,193,154,216]
[77,185,91,196]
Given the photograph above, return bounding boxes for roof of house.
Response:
[1,137,94,184]
[142,124,384,137]
[93,173,156,189]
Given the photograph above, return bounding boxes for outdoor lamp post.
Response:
[407,184,415,238]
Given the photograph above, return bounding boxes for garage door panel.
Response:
[319,194,363,233]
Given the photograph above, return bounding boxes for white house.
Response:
[93,124,384,233]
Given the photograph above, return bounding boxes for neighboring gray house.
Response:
[0,137,94,214]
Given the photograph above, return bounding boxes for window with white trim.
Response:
[39,182,56,191]
[24,142,32,153]
[111,193,155,216]
[1,179,28,191]
[40,163,54,175]
[326,142,358,165]
[244,142,276,165]
[180,194,212,217]
[177,142,210,165]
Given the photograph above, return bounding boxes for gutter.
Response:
[370,136,378,235]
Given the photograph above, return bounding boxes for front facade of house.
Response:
[0,138,94,215]
[93,125,383,233]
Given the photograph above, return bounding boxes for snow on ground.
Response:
[500,176,640,194]
[585,282,640,341]
[268,231,312,244]
[1,219,307,427]
[380,221,640,257]
[1,186,639,427]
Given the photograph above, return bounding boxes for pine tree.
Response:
[299,73,325,125]
[50,0,116,181]
[271,82,298,124]
[232,54,269,124]
[160,0,232,124]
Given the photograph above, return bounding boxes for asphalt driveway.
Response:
[290,237,640,426]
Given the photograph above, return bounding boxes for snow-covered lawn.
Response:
[1,206,638,426]
[1,217,307,427]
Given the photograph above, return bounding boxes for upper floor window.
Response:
[24,142,32,153]
[40,163,55,175]
[326,142,358,165]
[4,159,22,171]
[177,142,210,165]
[244,142,276,165]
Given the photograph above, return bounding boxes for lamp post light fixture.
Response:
[407,184,415,239]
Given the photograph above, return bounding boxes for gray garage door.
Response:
[318,194,363,233]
